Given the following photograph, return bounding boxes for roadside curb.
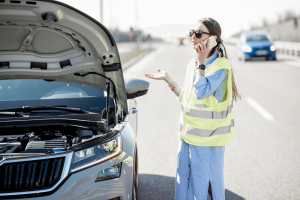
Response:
[122,48,155,71]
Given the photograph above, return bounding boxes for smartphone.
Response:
[198,35,217,51]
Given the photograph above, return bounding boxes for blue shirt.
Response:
[192,49,228,103]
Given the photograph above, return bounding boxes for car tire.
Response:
[273,56,277,61]
[132,147,138,200]
[237,50,242,61]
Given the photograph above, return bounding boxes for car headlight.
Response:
[242,45,252,53]
[270,45,276,51]
[69,135,122,173]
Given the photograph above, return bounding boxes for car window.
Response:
[0,79,105,101]
[246,35,269,42]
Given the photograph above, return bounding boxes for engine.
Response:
[0,128,96,154]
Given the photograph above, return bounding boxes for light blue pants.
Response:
[175,139,225,200]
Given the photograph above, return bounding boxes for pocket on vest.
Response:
[195,104,207,109]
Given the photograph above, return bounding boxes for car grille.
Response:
[252,46,270,51]
[0,157,64,192]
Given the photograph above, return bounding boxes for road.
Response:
[123,42,300,200]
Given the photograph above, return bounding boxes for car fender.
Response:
[121,122,136,157]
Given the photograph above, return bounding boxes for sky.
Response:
[59,0,300,39]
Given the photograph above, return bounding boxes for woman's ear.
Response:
[214,35,217,41]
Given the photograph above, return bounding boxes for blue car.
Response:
[237,31,276,61]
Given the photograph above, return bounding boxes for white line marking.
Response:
[285,61,300,68]
[246,98,274,121]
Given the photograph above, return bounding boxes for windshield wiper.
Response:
[0,105,90,114]
[0,112,29,117]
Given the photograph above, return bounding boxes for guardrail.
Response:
[225,38,300,58]
[273,41,300,57]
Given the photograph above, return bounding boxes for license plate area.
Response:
[255,50,268,55]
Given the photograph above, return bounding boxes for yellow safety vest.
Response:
[179,57,234,146]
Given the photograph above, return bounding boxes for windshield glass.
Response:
[0,79,112,113]
[246,35,269,42]
[0,79,104,101]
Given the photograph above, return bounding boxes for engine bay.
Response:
[0,127,98,155]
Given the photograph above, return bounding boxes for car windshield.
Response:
[0,79,112,113]
[246,35,269,42]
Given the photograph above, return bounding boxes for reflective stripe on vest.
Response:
[181,101,233,119]
[181,119,234,137]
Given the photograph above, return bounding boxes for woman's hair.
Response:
[198,17,241,102]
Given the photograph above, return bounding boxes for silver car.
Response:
[0,1,149,199]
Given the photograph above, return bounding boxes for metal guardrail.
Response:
[273,41,300,57]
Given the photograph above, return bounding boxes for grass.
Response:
[120,48,153,64]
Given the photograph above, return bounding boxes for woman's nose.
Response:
[191,33,196,41]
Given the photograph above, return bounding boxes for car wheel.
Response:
[273,56,277,61]
[266,57,273,61]
[237,51,242,61]
[132,147,138,200]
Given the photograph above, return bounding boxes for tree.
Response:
[262,18,268,27]
[283,10,296,22]
[277,13,283,23]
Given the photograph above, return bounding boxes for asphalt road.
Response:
[123,42,300,200]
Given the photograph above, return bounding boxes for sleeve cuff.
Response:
[193,77,207,89]
[177,88,183,101]
[177,93,180,100]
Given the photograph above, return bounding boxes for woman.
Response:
[144,18,240,200]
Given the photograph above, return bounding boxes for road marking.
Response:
[246,98,274,121]
[285,61,300,68]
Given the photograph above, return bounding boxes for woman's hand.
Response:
[145,69,180,96]
[144,69,167,81]
[195,39,210,65]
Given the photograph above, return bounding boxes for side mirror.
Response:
[124,77,150,99]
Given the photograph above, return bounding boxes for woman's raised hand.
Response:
[144,69,167,81]
[195,39,210,65]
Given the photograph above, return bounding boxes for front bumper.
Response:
[0,153,133,200]
[244,49,276,59]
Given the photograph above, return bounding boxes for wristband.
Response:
[197,64,206,70]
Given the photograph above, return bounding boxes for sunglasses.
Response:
[189,29,212,38]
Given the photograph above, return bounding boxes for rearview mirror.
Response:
[124,78,150,99]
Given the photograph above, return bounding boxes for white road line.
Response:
[246,98,275,121]
[285,61,300,68]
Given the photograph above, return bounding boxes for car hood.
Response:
[246,40,273,48]
[0,0,128,113]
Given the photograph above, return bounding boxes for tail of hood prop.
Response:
[74,72,118,133]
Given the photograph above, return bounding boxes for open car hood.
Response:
[0,0,128,113]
